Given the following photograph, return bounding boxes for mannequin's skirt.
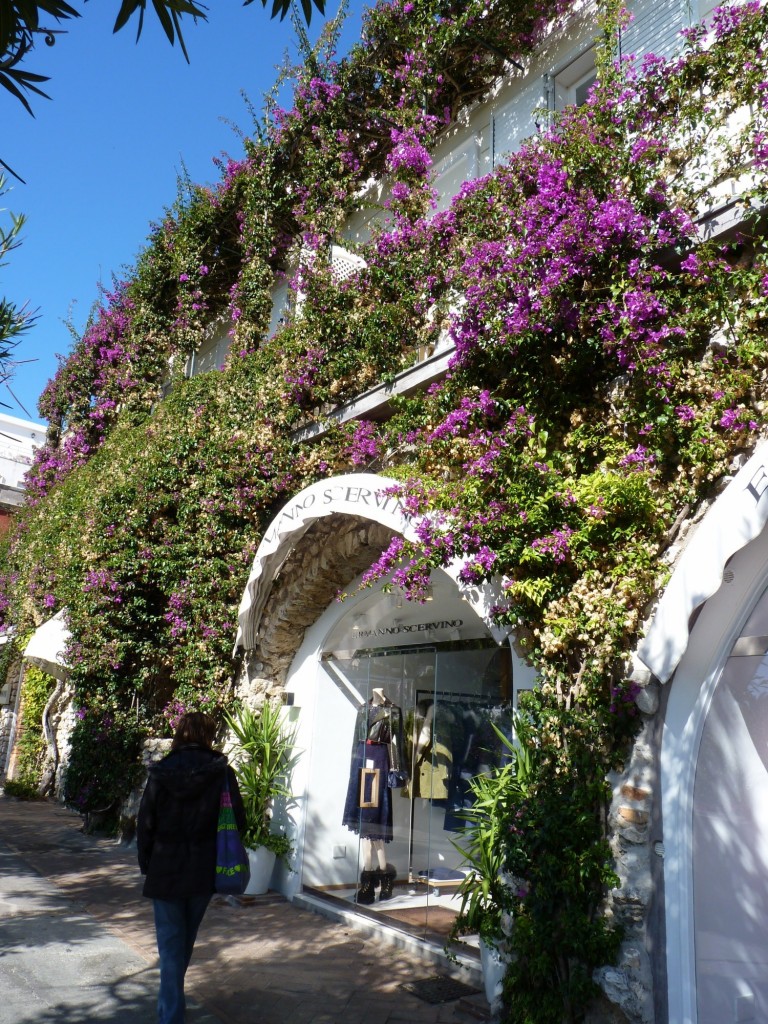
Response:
[341,741,393,842]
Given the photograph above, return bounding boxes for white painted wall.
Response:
[0,412,44,492]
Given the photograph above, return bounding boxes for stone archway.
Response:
[234,472,510,701]
[236,514,395,701]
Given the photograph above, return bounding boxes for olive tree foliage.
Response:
[0,0,326,116]
[0,174,36,384]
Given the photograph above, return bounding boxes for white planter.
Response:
[480,937,506,1009]
[244,846,277,895]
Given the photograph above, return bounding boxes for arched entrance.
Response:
[234,473,536,947]
[638,446,768,1022]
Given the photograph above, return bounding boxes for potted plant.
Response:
[224,698,298,895]
[448,715,533,1009]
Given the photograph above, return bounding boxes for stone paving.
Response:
[0,796,489,1024]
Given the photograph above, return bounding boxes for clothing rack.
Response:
[407,690,490,883]
[406,692,513,883]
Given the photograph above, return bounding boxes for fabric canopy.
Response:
[23,610,71,680]
[638,442,768,683]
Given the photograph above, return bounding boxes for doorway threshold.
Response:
[292,889,483,988]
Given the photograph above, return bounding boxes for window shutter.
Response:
[620,0,689,62]
[330,245,367,283]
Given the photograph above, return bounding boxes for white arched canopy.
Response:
[638,442,768,683]
[23,610,70,680]
[235,472,509,651]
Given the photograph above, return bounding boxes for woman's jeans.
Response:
[152,894,211,1024]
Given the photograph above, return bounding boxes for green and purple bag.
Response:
[215,773,251,895]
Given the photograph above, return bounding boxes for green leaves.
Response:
[450,722,526,946]
[244,0,325,25]
[0,1,77,114]
[112,0,207,62]
[224,700,298,854]
[0,174,37,364]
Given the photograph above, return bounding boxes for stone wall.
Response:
[120,736,172,841]
[0,657,22,780]
[235,514,395,702]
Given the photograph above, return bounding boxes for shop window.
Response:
[305,632,513,946]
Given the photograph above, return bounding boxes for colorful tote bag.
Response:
[215,773,251,895]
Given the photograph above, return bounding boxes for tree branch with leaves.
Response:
[1,0,326,116]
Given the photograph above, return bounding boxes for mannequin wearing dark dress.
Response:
[342,688,405,903]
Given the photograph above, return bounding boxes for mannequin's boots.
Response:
[355,869,377,905]
[377,866,397,901]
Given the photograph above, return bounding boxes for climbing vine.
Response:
[3,663,55,799]
[2,1,768,1019]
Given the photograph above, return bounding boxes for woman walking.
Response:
[137,711,246,1024]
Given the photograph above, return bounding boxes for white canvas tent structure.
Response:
[23,610,71,680]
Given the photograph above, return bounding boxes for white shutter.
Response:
[330,245,367,283]
[492,78,548,165]
[187,318,232,377]
[621,0,689,62]
[268,279,291,337]
[431,137,480,214]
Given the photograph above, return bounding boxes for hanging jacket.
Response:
[137,744,246,899]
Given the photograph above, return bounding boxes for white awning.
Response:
[638,442,768,682]
[23,610,71,680]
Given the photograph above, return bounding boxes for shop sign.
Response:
[236,473,510,652]
[262,481,405,547]
[353,619,464,640]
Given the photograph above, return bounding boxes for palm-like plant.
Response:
[224,699,299,859]
[450,714,534,948]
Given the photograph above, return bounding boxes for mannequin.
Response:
[341,687,405,904]
[362,838,388,872]
[361,689,389,874]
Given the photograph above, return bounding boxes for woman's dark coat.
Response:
[137,744,246,899]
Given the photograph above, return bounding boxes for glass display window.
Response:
[302,637,512,945]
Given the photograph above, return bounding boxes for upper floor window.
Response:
[551,47,597,110]
[186,321,231,378]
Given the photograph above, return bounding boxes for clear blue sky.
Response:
[1,0,367,423]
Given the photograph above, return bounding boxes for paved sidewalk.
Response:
[0,796,488,1024]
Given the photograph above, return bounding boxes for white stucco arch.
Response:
[648,449,768,1023]
[639,442,768,683]
[235,472,510,652]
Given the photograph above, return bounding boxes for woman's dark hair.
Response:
[171,711,217,751]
